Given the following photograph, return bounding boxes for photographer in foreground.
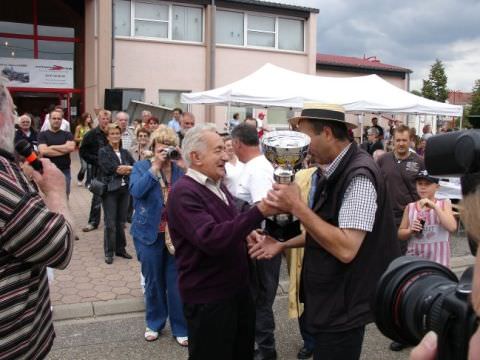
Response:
[248,103,400,360]
[408,130,480,360]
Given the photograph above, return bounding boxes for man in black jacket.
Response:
[79,109,111,232]
[248,104,400,360]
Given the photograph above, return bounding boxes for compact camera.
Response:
[374,130,480,360]
[163,146,181,160]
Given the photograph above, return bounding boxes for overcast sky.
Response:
[279,0,480,92]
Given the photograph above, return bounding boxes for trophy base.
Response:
[265,217,301,242]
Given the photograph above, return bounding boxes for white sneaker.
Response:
[77,181,83,186]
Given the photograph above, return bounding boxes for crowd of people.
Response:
[1,74,478,360]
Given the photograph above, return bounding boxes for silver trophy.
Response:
[262,130,311,241]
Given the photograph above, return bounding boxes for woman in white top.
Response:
[223,136,244,196]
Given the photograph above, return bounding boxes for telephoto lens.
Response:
[164,146,181,160]
[373,256,478,360]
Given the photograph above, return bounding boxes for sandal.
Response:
[175,336,188,347]
[144,328,159,342]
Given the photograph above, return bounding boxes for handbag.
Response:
[89,178,107,196]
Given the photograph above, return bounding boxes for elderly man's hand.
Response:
[248,232,283,260]
[31,158,66,197]
[409,332,437,360]
[265,182,301,214]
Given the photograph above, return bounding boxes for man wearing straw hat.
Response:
[248,103,400,360]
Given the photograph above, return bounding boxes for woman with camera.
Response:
[98,123,135,265]
[129,125,188,346]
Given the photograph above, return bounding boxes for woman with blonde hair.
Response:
[129,125,187,345]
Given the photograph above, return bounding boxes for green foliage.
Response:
[470,79,480,116]
[410,89,422,96]
[421,59,448,102]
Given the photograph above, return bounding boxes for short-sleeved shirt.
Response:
[38,130,74,170]
[377,151,425,223]
[236,155,274,205]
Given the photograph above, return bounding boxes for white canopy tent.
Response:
[181,63,462,117]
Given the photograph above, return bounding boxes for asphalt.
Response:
[52,152,475,324]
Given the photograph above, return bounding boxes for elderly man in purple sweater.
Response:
[167,124,278,360]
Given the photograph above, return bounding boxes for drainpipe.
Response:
[208,0,216,123]
[111,0,115,89]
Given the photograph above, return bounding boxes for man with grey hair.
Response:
[361,127,384,156]
[116,111,136,150]
[167,124,279,360]
[141,110,152,127]
[0,78,74,358]
[177,111,195,146]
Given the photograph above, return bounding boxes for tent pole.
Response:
[227,102,231,133]
[358,114,364,144]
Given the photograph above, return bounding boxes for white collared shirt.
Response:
[186,168,228,204]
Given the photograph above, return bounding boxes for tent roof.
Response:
[181,63,462,116]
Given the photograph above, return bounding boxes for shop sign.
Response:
[0,57,74,88]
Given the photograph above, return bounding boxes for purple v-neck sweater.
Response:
[167,175,264,304]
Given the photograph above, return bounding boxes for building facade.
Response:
[2,0,318,128]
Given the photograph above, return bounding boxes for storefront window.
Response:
[0,21,33,35]
[0,37,34,58]
[38,40,74,61]
[38,25,75,37]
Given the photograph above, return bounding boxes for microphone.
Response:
[15,139,43,173]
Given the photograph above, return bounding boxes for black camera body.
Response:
[374,130,480,360]
[163,146,180,160]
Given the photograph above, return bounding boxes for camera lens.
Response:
[165,147,180,160]
[373,256,458,345]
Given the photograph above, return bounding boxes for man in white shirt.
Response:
[167,108,182,132]
[115,111,136,150]
[41,106,70,132]
[231,123,278,360]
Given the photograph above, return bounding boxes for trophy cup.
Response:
[262,130,311,241]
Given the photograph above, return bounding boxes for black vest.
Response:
[303,144,400,333]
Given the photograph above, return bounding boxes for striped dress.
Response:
[406,199,451,267]
[0,150,73,359]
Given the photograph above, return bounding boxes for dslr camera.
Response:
[374,130,480,360]
[163,146,181,160]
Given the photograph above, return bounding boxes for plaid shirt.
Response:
[121,128,136,151]
[322,144,377,232]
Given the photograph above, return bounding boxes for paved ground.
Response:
[49,152,142,306]
[46,152,475,359]
[47,296,411,360]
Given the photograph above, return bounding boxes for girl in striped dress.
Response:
[398,170,457,267]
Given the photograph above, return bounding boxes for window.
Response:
[114,0,131,36]
[247,15,275,48]
[278,18,303,51]
[114,0,203,43]
[0,37,34,58]
[121,89,145,110]
[172,6,202,42]
[216,10,304,52]
[159,90,189,111]
[216,10,243,45]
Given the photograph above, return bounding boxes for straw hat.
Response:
[289,103,357,129]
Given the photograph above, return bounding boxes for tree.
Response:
[410,89,422,96]
[468,79,480,128]
[470,79,480,115]
[421,59,449,102]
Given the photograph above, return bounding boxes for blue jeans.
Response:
[61,168,71,198]
[133,233,187,336]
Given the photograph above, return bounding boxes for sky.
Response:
[277,0,480,92]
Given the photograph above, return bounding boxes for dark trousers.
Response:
[313,326,365,360]
[102,186,129,257]
[183,289,255,360]
[299,312,315,351]
[255,254,281,356]
[88,192,102,227]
